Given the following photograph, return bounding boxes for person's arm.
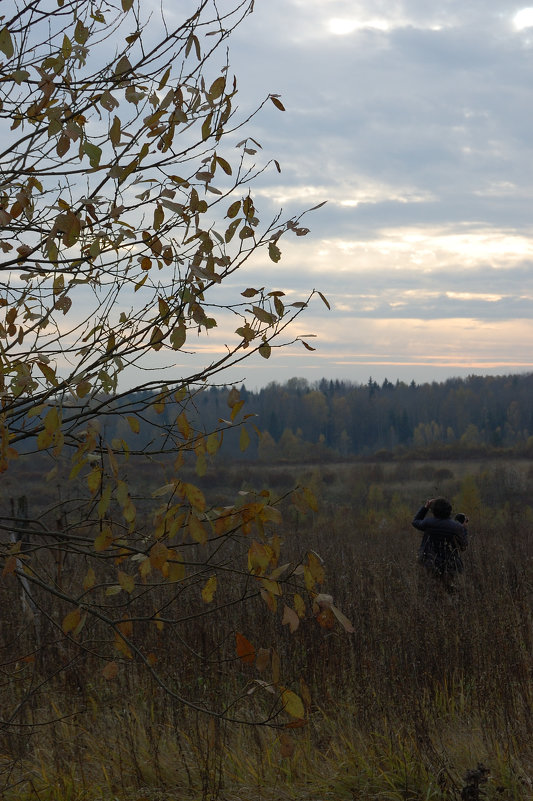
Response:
[412,499,432,530]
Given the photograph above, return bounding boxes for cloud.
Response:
[202,0,533,385]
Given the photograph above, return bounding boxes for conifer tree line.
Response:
[41,371,533,462]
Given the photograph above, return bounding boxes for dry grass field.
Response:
[1,457,532,800]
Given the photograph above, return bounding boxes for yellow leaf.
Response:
[260,505,282,524]
[281,688,305,719]
[177,411,191,439]
[139,557,152,580]
[183,482,205,511]
[114,634,133,659]
[118,570,135,593]
[201,575,217,603]
[239,426,250,452]
[166,550,185,582]
[282,605,300,633]
[97,483,112,518]
[188,513,207,544]
[261,577,282,596]
[195,450,206,478]
[206,431,220,455]
[62,609,81,635]
[248,541,272,575]
[294,593,306,618]
[76,379,91,398]
[307,551,325,585]
[149,542,168,570]
[43,406,60,433]
[123,499,136,524]
[126,415,140,434]
[94,525,113,552]
[116,480,129,507]
[83,567,96,591]
[87,466,102,494]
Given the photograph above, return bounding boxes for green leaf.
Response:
[83,142,102,168]
[115,55,132,77]
[76,379,91,398]
[201,114,212,141]
[62,35,72,59]
[121,0,134,10]
[224,218,241,243]
[252,306,276,325]
[226,200,241,218]
[209,76,226,100]
[74,20,89,44]
[170,324,186,350]
[216,155,232,175]
[0,27,14,60]
[259,342,271,359]
[11,69,29,85]
[110,116,121,147]
[268,242,281,263]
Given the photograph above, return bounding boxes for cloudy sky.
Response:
[203,0,533,388]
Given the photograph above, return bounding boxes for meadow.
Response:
[1,456,532,800]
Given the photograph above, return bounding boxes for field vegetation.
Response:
[1,455,531,801]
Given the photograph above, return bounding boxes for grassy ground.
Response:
[1,457,532,800]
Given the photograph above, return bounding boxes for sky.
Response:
[199,0,533,389]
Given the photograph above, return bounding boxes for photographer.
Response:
[412,498,468,593]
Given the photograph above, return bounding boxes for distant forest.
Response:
[88,372,533,461]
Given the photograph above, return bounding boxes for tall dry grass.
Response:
[0,458,532,800]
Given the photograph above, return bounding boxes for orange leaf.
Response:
[235,632,255,665]
[2,555,17,577]
[256,647,271,672]
[279,733,295,758]
[102,661,118,680]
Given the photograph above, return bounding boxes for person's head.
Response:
[455,512,467,525]
[432,497,452,519]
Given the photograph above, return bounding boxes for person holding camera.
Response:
[412,497,468,593]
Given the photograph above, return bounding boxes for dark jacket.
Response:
[412,506,468,575]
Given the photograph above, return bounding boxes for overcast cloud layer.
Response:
[203,0,533,387]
